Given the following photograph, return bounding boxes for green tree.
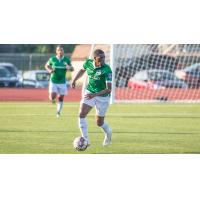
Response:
[0,44,76,54]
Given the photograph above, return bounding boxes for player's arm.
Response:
[66,64,74,71]
[85,82,112,99]
[71,69,86,88]
[45,60,54,74]
[65,59,74,71]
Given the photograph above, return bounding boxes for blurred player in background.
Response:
[72,49,112,146]
[45,45,74,117]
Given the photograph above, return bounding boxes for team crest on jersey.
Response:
[96,70,102,75]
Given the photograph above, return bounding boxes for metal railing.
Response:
[0,53,71,71]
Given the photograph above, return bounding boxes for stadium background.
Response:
[0,44,108,101]
[0,44,200,102]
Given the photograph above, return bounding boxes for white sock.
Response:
[57,101,63,113]
[79,118,89,142]
[101,122,111,135]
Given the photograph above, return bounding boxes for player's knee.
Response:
[49,93,56,100]
[96,119,103,127]
[79,113,86,118]
[58,96,64,102]
[49,95,54,101]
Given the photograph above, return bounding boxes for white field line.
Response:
[0,112,200,117]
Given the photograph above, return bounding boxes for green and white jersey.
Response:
[83,59,112,96]
[47,56,71,84]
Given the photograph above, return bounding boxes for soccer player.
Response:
[45,45,74,117]
[71,49,112,146]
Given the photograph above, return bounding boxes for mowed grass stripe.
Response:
[0,102,200,153]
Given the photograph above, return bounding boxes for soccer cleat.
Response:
[56,112,61,118]
[103,128,112,146]
[87,143,91,148]
[83,137,90,147]
[85,138,91,147]
[52,99,56,104]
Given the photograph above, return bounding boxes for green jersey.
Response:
[47,56,71,84]
[83,59,112,96]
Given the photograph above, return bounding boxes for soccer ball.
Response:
[73,136,88,151]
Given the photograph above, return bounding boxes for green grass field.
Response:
[0,102,200,153]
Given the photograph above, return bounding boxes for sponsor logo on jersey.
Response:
[90,75,100,80]
[54,66,66,69]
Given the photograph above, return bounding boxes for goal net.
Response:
[82,44,200,103]
[112,44,200,103]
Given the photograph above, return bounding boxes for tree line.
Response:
[0,44,76,54]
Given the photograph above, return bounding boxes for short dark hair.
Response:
[93,49,105,57]
[56,45,64,49]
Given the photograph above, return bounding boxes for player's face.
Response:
[56,47,64,57]
[94,54,105,67]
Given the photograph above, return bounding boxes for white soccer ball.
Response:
[73,136,88,151]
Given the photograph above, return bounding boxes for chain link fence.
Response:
[0,53,71,71]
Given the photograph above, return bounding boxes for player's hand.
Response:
[85,93,96,99]
[66,64,72,70]
[71,81,76,89]
[49,69,54,74]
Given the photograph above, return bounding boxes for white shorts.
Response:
[81,90,110,117]
[49,82,68,96]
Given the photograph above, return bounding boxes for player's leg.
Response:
[56,84,67,117]
[95,97,112,145]
[49,92,57,102]
[79,103,93,145]
[57,95,64,117]
[49,82,57,103]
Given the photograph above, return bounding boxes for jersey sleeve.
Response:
[105,69,112,83]
[65,57,72,66]
[83,59,93,70]
[47,57,53,66]
[83,60,89,70]
[83,62,87,70]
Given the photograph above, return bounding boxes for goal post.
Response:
[110,44,115,104]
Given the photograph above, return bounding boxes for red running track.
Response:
[0,88,200,102]
[115,88,200,101]
[0,88,82,102]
